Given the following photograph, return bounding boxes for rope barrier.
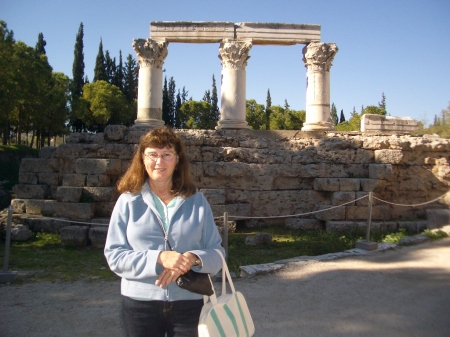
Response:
[5,190,448,225]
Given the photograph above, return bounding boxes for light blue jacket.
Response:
[104,182,224,301]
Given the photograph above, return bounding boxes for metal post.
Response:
[1,205,17,283]
[223,212,228,262]
[355,191,378,251]
[366,192,373,242]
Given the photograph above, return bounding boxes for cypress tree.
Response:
[162,76,170,125]
[123,54,138,103]
[114,50,124,92]
[265,89,272,130]
[330,102,338,126]
[211,74,219,121]
[105,50,116,84]
[72,22,85,98]
[35,32,46,56]
[339,109,346,123]
[93,39,107,82]
[168,77,176,127]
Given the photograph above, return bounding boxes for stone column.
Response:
[132,38,168,128]
[217,39,253,130]
[301,42,338,131]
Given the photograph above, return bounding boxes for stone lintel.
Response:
[150,21,235,43]
[149,21,321,45]
[235,22,321,45]
[361,114,418,133]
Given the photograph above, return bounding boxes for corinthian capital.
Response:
[132,38,168,69]
[302,42,338,71]
[219,39,252,70]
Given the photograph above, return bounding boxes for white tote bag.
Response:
[198,249,255,337]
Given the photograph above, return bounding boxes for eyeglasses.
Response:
[144,152,177,162]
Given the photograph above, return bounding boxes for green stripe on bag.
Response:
[210,309,226,337]
[223,304,240,335]
[236,295,250,337]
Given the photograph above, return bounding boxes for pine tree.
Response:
[265,89,272,130]
[72,22,85,98]
[339,109,346,123]
[35,32,46,56]
[93,39,107,82]
[123,54,138,103]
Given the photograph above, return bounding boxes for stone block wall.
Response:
[11,127,450,231]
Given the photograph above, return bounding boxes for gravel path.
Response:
[1,236,450,337]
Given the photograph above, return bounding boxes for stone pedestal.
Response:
[301,42,338,131]
[217,39,252,130]
[132,38,168,128]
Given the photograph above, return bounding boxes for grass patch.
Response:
[423,229,449,240]
[0,227,443,283]
[0,233,118,284]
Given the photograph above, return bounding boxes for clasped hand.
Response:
[155,251,196,288]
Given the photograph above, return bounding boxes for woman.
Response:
[104,126,224,337]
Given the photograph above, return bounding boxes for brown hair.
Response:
[116,126,196,197]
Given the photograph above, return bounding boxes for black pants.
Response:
[121,296,203,337]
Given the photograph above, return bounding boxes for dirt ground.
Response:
[1,237,450,337]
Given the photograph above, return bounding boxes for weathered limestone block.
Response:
[339,179,360,191]
[361,114,418,133]
[89,226,108,248]
[285,218,323,230]
[94,201,116,217]
[23,216,71,233]
[13,184,49,199]
[369,164,393,180]
[199,189,225,205]
[76,158,122,175]
[55,143,101,159]
[41,202,95,220]
[398,221,427,234]
[10,224,33,241]
[325,221,359,233]
[11,199,46,214]
[39,173,59,186]
[360,179,381,192]
[66,132,104,144]
[367,221,397,232]
[97,144,135,159]
[82,187,119,202]
[210,204,251,218]
[86,175,112,187]
[57,187,83,202]
[426,209,450,229]
[59,158,77,174]
[332,191,356,206]
[19,172,38,184]
[345,205,390,221]
[62,174,86,187]
[314,178,340,191]
[245,233,272,245]
[39,146,57,159]
[315,205,346,221]
[104,124,128,141]
[19,158,59,173]
[150,21,235,43]
[60,226,89,247]
[374,149,403,164]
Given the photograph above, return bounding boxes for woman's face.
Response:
[143,146,178,184]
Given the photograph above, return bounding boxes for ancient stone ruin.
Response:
[7,22,447,246]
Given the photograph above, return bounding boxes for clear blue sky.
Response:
[3,0,449,125]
